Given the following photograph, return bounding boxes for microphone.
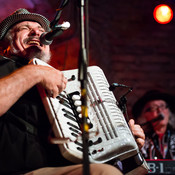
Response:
[40,21,70,45]
[140,113,164,126]
[109,83,131,91]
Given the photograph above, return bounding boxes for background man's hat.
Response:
[0,8,50,41]
[132,90,175,119]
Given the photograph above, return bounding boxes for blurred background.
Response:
[0,0,175,117]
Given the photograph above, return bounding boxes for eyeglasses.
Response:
[144,104,168,113]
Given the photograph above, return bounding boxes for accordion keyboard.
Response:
[30,58,141,164]
[41,65,139,163]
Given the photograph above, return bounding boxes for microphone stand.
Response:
[48,1,89,174]
[50,0,69,30]
[78,1,90,175]
[51,1,90,174]
[118,88,133,121]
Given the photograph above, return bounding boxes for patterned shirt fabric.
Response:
[141,125,175,160]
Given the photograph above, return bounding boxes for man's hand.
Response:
[129,119,145,149]
[38,65,67,98]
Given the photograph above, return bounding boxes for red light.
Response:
[153,4,173,24]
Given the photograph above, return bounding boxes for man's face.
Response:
[8,21,51,62]
[141,100,170,132]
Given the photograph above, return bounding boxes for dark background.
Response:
[0,0,175,117]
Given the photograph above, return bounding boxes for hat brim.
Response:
[132,90,175,118]
[0,12,50,40]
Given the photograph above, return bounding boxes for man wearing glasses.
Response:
[132,90,175,159]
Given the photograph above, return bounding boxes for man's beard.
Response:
[23,46,51,63]
[10,45,51,63]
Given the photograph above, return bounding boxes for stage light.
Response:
[153,4,173,24]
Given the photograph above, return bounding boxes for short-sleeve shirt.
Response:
[0,55,73,174]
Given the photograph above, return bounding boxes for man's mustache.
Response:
[24,36,40,44]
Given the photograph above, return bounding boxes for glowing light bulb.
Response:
[153,4,173,24]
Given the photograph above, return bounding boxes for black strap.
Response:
[121,152,144,174]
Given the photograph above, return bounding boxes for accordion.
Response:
[31,58,148,175]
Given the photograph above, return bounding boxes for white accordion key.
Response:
[76,106,82,113]
[74,100,82,107]
[72,94,81,100]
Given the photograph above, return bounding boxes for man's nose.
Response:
[156,106,164,113]
[29,28,41,36]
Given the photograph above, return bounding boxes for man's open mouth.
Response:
[27,40,41,46]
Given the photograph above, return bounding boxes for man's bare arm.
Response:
[0,64,67,116]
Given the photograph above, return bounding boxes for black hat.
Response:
[0,8,50,41]
[132,90,175,119]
